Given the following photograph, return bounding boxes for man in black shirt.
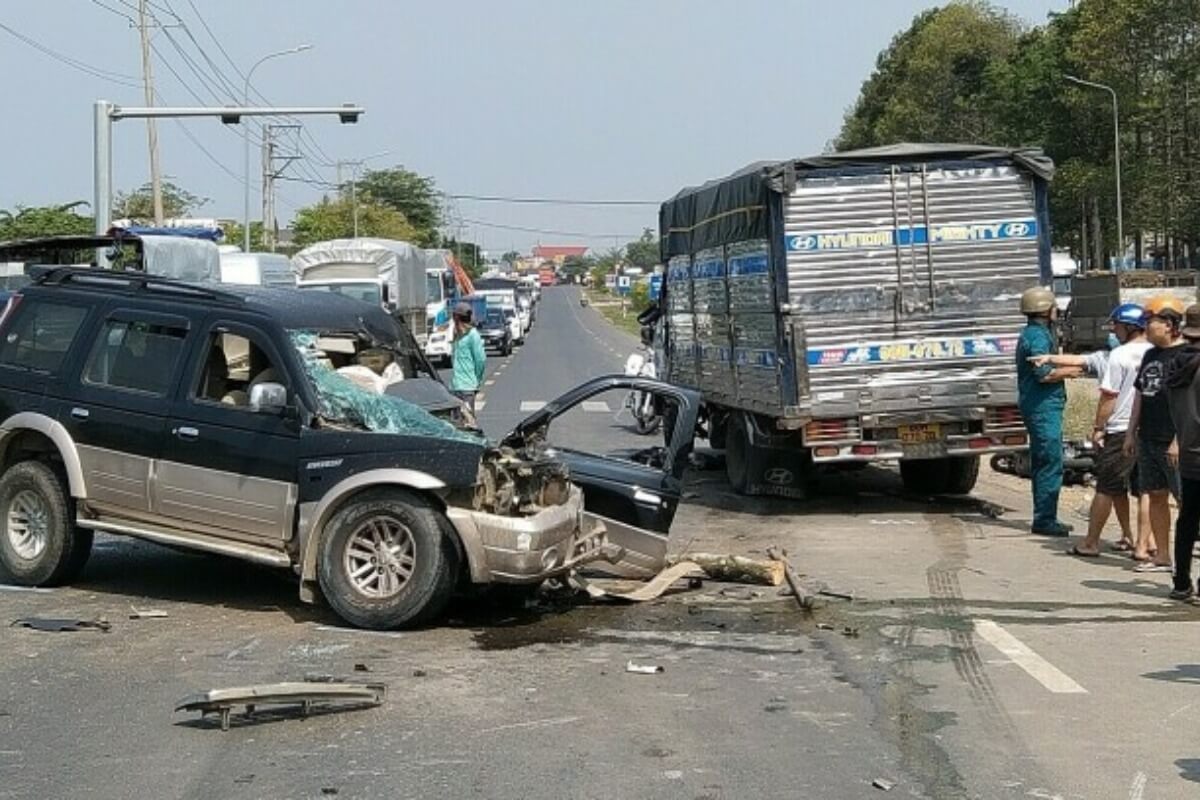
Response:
[1125,296,1186,573]
[1165,305,1200,602]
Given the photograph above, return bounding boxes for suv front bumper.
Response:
[446,487,604,583]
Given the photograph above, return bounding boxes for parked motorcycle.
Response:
[624,313,663,435]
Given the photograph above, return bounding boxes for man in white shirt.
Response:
[1071,304,1152,557]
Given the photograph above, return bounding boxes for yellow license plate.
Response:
[898,424,941,444]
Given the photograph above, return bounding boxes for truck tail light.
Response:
[805,418,860,444]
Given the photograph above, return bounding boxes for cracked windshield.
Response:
[1,1,1198,798]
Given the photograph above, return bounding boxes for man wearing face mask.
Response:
[1016,286,1075,536]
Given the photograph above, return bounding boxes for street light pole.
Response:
[1065,74,1123,266]
[243,45,312,252]
[336,150,391,238]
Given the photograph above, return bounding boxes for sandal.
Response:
[1110,540,1134,553]
[1068,545,1100,558]
[1133,562,1173,573]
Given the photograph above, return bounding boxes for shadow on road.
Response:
[1080,578,1176,599]
[1142,664,1200,684]
[1177,758,1200,783]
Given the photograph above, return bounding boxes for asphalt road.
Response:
[2,286,1199,799]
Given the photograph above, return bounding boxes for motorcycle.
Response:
[624,310,663,435]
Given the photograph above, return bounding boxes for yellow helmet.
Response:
[1144,294,1186,318]
[1020,286,1055,314]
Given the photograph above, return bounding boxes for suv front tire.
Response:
[0,460,93,586]
[317,489,458,630]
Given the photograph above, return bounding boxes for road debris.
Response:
[11,617,111,633]
[353,663,371,673]
[174,681,386,731]
[625,661,664,675]
[766,547,815,609]
[872,777,896,791]
[129,608,169,619]
[666,553,784,586]
[816,623,835,631]
[573,561,703,602]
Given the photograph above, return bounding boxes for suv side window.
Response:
[0,300,89,375]
[83,318,188,396]
[194,330,286,409]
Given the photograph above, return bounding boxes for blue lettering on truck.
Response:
[787,219,1038,252]
[806,336,1019,366]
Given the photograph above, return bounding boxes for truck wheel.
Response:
[899,456,980,495]
[707,411,728,450]
[725,413,750,493]
[0,461,92,586]
[318,489,458,630]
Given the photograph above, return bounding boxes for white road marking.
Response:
[972,619,1087,694]
[582,400,611,413]
[520,401,546,412]
[485,380,495,386]
[476,716,581,734]
[1129,771,1147,800]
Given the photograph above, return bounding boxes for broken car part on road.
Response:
[11,617,111,632]
[174,681,386,731]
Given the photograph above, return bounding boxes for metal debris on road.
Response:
[872,777,896,791]
[625,661,664,675]
[174,681,386,731]
[129,608,169,619]
[11,617,111,633]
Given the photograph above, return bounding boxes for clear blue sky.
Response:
[0,0,1070,252]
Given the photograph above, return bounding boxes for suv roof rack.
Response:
[30,266,247,306]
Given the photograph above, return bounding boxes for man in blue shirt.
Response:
[1016,286,1073,536]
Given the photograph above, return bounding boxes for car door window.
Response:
[83,318,187,396]
[0,301,89,375]
[544,387,680,470]
[194,330,286,409]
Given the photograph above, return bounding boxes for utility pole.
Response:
[261,128,272,252]
[136,0,164,224]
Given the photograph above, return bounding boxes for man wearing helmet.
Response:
[1016,286,1075,536]
[1071,303,1151,557]
[1123,295,1186,572]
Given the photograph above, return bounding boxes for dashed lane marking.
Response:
[972,619,1087,694]
[581,400,611,413]
[520,401,546,412]
[485,380,495,386]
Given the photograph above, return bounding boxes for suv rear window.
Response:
[0,300,89,375]
[83,319,188,396]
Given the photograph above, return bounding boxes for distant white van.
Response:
[219,251,295,288]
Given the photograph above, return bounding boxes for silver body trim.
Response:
[76,515,292,567]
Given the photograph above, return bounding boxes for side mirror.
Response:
[250,382,288,414]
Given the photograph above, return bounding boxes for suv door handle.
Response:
[172,426,199,441]
[633,488,663,507]
[70,407,89,421]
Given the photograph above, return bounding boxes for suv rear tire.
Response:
[0,461,93,586]
[318,489,458,630]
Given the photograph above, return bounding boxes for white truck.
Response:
[293,238,429,344]
[219,251,296,288]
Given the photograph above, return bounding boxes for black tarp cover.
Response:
[659,143,1054,259]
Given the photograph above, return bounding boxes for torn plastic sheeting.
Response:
[291,331,480,443]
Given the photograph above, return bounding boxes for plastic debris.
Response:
[175,680,386,731]
[129,608,169,619]
[872,778,896,791]
[625,661,664,675]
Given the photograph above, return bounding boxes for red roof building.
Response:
[532,245,589,262]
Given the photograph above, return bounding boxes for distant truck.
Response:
[218,251,295,288]
[1064,269,1198,352]
[293,238,428,344]
[657,144,1052,498]
[538,267,557,287]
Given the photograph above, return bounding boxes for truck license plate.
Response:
[898,424,941,444]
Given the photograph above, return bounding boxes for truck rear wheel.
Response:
[725,414,750,493]
[899,455,980,495]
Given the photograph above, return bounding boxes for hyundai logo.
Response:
[1004,222,1031,237]
[763,467,794,485]
[791,235,818,251]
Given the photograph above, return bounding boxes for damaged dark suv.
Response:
[0,267,699,629]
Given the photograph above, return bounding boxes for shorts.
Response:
[1136,438,1181,498]
[1095,430,1135,496]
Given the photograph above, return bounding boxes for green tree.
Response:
[624,228,659,270]
[501,249,521,265]
[837,2,1024,149]
[353,167,442,246]
[219,221,267,252]
[561,253,595,277]
[292,196,417,247]
[0,202,93,239]
[113,181,206,221]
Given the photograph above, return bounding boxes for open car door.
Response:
[504,375,700,578]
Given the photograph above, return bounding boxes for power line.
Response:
[0,20,141,86]
[458,217,645,240]
[445,193,659,207]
